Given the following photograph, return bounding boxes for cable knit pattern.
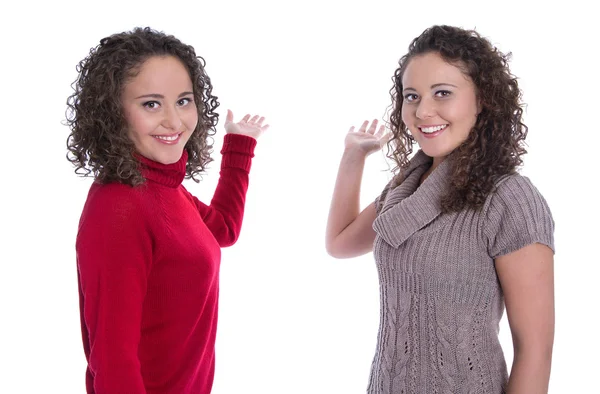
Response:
[367,150,554,394]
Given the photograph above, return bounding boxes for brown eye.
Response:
[177,98,193,106]
[404,94,418,102]
[143,101,160,109]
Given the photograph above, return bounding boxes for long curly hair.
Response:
[66,27,219,186]
[387,25,527,212]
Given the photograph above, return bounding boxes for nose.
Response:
[162,106,183,131]
[415,97,436,120]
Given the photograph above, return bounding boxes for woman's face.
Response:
[401,52,480,164]
[121,55,198,165]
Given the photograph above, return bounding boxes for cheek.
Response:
[443,102,477,127]
[125,108,154,137]
[401,104,413,125]
[184,110,199,131]
[459,104,479,129]
[455,95,479,124]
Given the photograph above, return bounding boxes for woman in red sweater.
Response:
[66,27,268,394]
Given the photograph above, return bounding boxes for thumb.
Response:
[225,109,234,125]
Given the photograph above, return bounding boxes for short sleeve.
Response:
[483,175,555,259]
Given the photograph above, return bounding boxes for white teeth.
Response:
[155,134,179,141]
[420,125,447,134]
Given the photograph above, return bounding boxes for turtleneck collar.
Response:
[136,150,188,188]
[373,150,452,248]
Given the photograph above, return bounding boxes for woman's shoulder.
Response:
[87,180,146,202]
[77,181,157,248]
[480,172,552,218]
[481,172,555,257]
[489,172,548,205]
[80,181,151,224]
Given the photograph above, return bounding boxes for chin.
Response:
[418,144,455,161]
[155,151,184,165]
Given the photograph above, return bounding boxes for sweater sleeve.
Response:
[483,175,555,259]
[187,133,257,247]
[76,184,151,393]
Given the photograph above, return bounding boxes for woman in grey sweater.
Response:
[326,25,554,394]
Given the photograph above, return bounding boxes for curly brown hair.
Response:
[387,25,528,212]
[66,27,219,186]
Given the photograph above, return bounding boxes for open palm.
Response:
[224,109,269,139]
[345,119,389,156]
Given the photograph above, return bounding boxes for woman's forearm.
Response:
[325,148,367,254]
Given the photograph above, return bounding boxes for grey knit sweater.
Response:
[367,150,554,394]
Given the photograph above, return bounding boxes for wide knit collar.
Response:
[373,150,452,248]
[136,150,188,188]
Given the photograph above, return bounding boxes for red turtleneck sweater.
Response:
[76,134,256,394]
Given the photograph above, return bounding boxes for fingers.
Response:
[350,119,382,135]
[238,113,267,126]
[247,115,267,131]
[357,120,369,133]
[367,119,379,135]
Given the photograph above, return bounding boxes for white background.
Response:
[1,0,598,393]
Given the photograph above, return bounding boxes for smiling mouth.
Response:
[153,133,182,144]
[419,125,448,134]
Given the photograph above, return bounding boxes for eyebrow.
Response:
[403,83,458,92]
[135,91,194,99]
